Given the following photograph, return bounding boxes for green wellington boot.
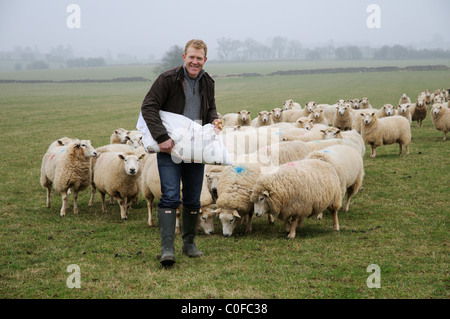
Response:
[181,207,203,258]
[158,208,177,267]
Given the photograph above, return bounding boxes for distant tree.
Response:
[217,38,241,61]
[271,36,288,59]
[155,45,184,73]
[26,60,49,70]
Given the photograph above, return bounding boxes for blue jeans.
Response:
[157,152,205,210]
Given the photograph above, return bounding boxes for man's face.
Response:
[183,46,207,79]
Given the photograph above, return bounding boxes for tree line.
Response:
[216,37,450,61]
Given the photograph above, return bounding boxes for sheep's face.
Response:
[305,102,316,112]
[312,109,323,119]
[258,111,271,123]
[205,172,220,198]
[272,108,282,119]
[337,104,349,116]
[238,110,251,122]
[252,191,270,218]
[198,207,215,235]
[361,112,375,125]
[398,104,410,114]
[283,99,294,110]
[416,99,425,108]
[382,104,395,116]
[321,128,342,140]
[126,135,143,148]
[360,97,369,107]
[118,154,144,175]
[114,129,129,143]
[216,208,240,237]
[401,93,408,100]
[432,105,443,116]
[296,117,314,130]
[76,140,97,158]
[351,99,360,109]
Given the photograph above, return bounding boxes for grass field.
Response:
[0,61,449,299]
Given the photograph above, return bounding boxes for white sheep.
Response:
[308,108,329,126]
[332,102,354,131]
[258,140,311,166]
[350,99,361,110]
[306,145,364,212]
[223,110,252,127]
[92,151,145,220]
[250,159,342,239]
[396,103,412,124]
[40,139,97,216]
[282,99,301,110]
[205,165,225,202]
[281,108,308,122]
[430,104,450,141]
[376,104,396,118]
[360,112,411,158]
[110,128,129,144]
[410,99,427,127]
[359,97,373,109]
[271,108,283,123]
[319,127,366,158]
[125,130,143,148]
[251,110,274,127]
[399,93,411,105]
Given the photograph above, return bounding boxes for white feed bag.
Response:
[136,110,233,165]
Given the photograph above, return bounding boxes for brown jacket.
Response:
[141,65,218,144]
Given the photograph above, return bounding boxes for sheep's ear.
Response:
[237,111,241,115]
[248,111,251,114]
[371,112,375,116]
[139,154,145,160]
[212,208,221,216]
[74,143,80,149]
[57,140,64,146]
[263,190,270,198]
[320,129,326,134]
[360,113,365,117]
[232,210,241,218]
[336,129,341,134]
[310,119,315,124]
[125,136,131,141]
[118,154,125,160]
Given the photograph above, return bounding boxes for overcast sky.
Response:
[0,0,449,59]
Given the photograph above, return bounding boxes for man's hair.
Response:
[184,39,207,57]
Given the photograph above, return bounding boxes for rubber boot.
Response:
[158,208,176,267]
[181,208,203,258]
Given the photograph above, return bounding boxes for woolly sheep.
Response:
[410,99,427,127]
[332,102,354,131]
[250,159,342,239]
[308,109,329,126]
[125,130,143,148]
[306,145,364,212]
[396,103,412,124]
[205,165,225,202]
[319,127,365,158]
[281,108,308,122]
[92,151,145,220]
[140,153,215,234]
[399,93,411,105]
[223,110,252,127]
[251,110,274,127]
[110,128,129,144]
[359,97,373,109]
[430,104,450,140]
[271,108,283,123]
[40,139,97,217]
[258,140,311,166]
[282,99,301,110]
[350,99,361,110]
[376,104,396,118]
[360,112,411,158]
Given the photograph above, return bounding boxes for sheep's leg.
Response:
[370,146,376,158]
[72,190,79,214]
[268,213,275,225]
[46,186,51,208]
[88,185,96,207]
[108,195,115,205]
[146,195,154,227]
[60,190,68,217]
[399,143,403,155]
[118,198,127,220]
[331,209,340,231]
[317,212,323,220]
[287,217,298,239]
[100,192,107,213]
[405,143,410,155]
[443,132,447,141]
[245,214,253,233]
[285,221,291,233]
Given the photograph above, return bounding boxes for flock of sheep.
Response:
[40,88,449,238]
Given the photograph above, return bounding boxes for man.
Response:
[141,39,221,267]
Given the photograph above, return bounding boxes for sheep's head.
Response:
[337,104,349,116]
[312,109,323,119]
[198,206,216,235]
[351,99,360,109]
[249,189,270,218]
[205,172,220,198]
[398,104,410,114]
[214,208,241,237]
[416,99,425,108]
[73,140,97,158]
[361,112,376,125]
[382,104,395,116]
[296,117,314,130]
[258,111,272,123]
[305,101,316,112]
[321,127,342,140]
[283,99,294,110]
[271,108,283,120]
[118,153,145,176]
[360,97,370,107]
[432,104,443,116]
[125,134,143,148]
[237,110,251,122]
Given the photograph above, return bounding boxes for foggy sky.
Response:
[0,0,449,59]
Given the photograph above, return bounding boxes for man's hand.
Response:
[213,119,224,134]
[159,139,174,153]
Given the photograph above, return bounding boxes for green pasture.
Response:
[0,61,449,299]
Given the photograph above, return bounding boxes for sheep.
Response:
[250,159,342,239]
[350,99,361,110]
[399,93,411,105]
[308,108,329,126]
[92,151,145,220]
[251,110,273,127]
[258,140,311,166]
[271,108,283,123]
[332,102,354,131]
[430,104,450,141]
[376,104,396,118]
[125,130,143,148]
[40,139,97,217]
[360,112,411,158]
[281,108,308,122]
[295,117,315,130]
[110,128,129,144]
[422,89,433,105]
[410,99,427,127]
[360,97,373,109]
[306,145,364,212]
[396,103,412,125]
[282,99,301,110]
[223,110,252,127]
[140,153,215,234]
[319,127,366,158]
[205,165,225,202]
